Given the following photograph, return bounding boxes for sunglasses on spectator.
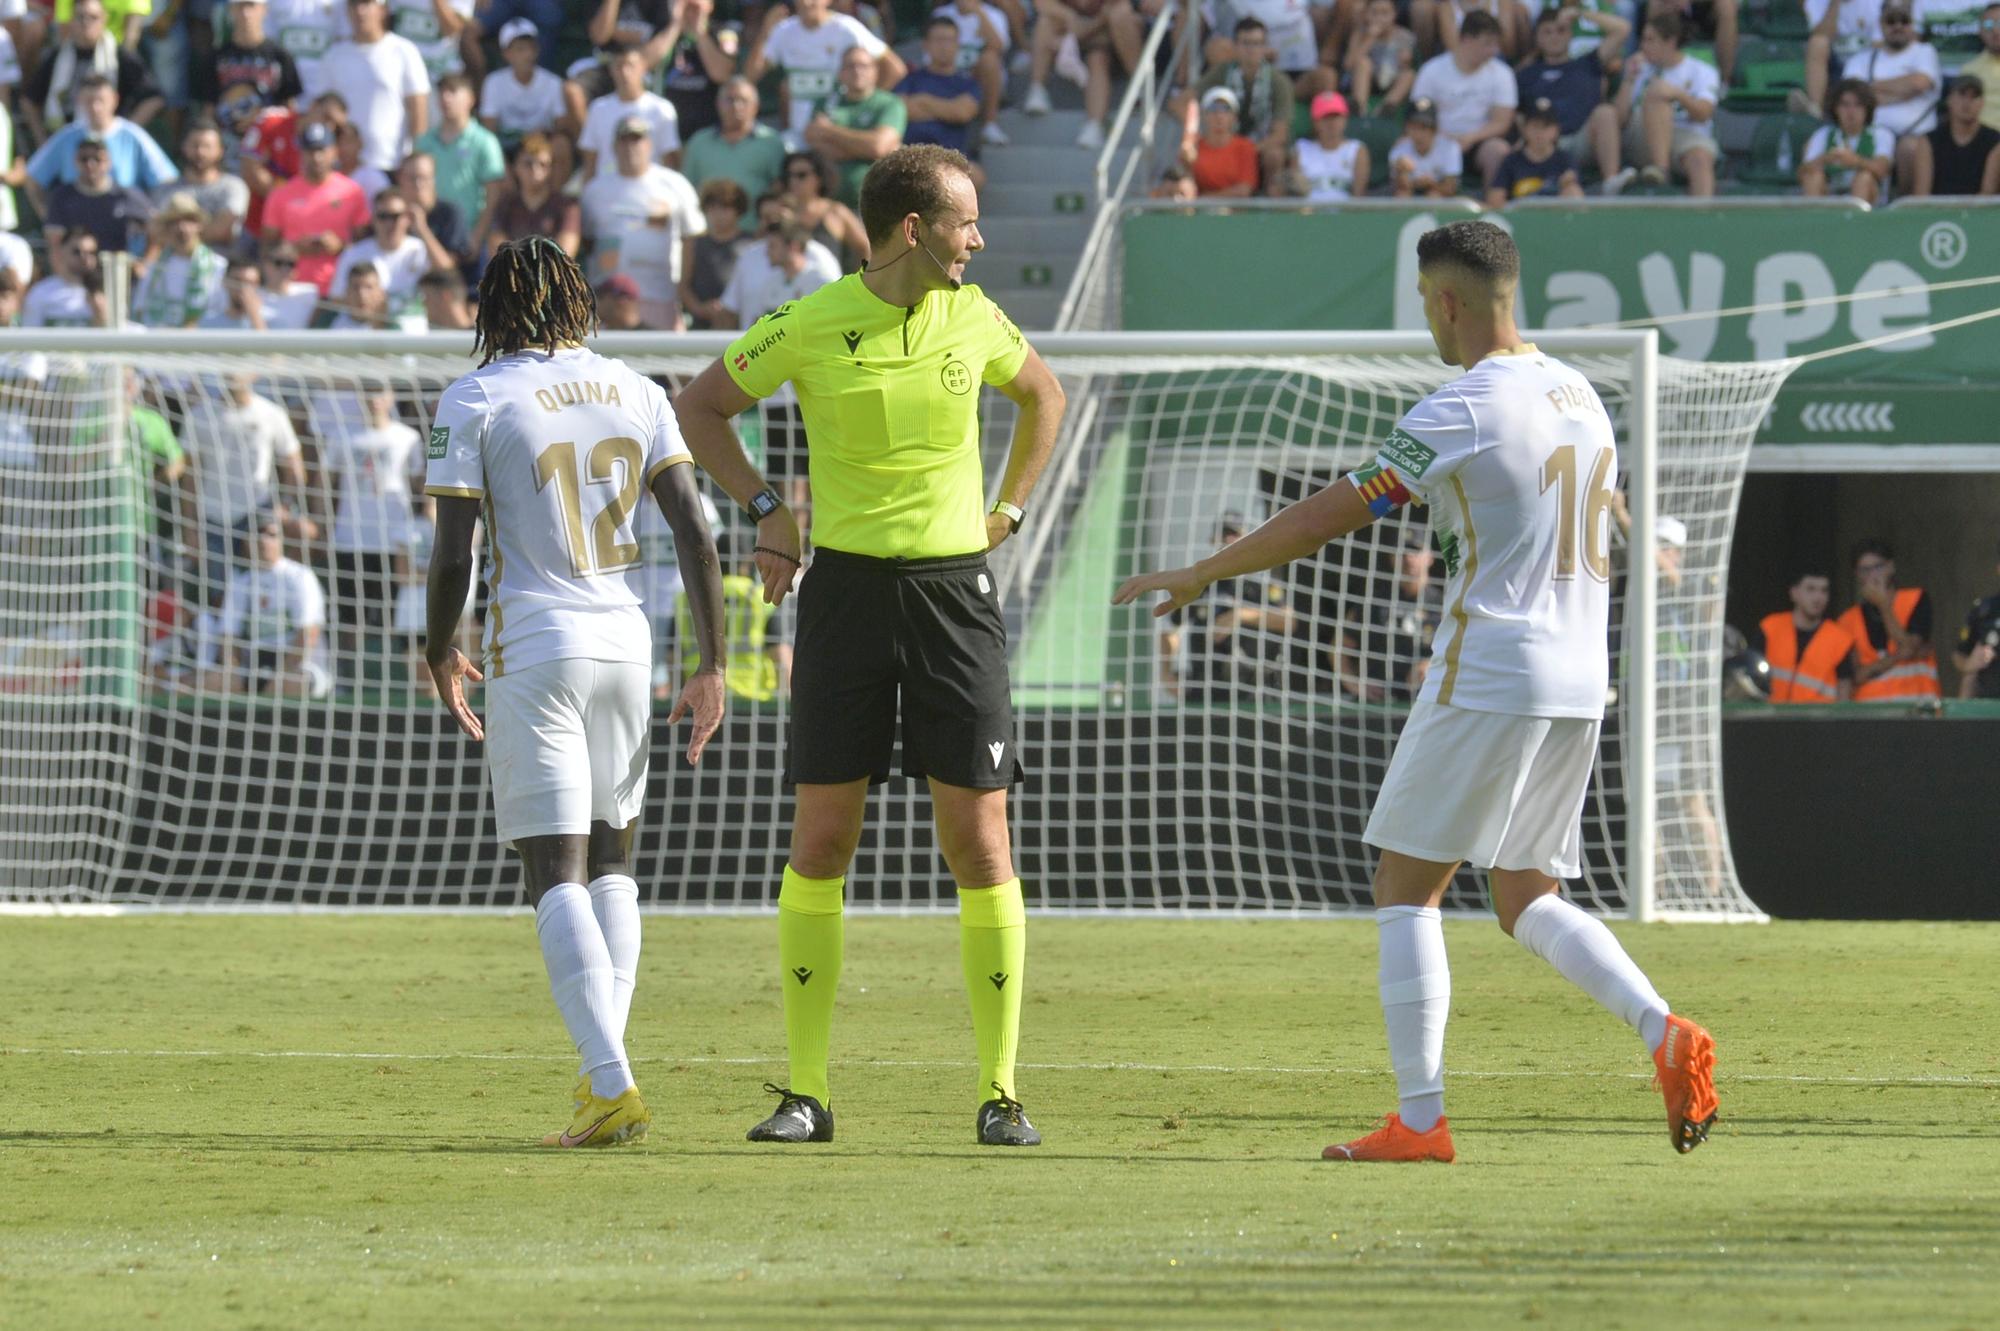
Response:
[787,167,817,180]
[375,210,410,223]
[1882,13,1912,23]
[270,256,297,269]
[221,94,261,119]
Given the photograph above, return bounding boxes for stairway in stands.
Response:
[968,84,1099,332]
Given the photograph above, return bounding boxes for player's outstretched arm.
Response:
[651,460,728,765]
[1112,476,1379,619]
[426,495,485,740]
[988,346,1066,551]
[673,360,801,606]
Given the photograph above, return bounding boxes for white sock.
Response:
[587,874,642,1046]
[1376,905,1450,1133]
[534,883,635,1099]
[1512,893,1671,1052]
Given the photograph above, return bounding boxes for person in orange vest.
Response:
[1751,568,1854,703]
[1835,539,1939,701]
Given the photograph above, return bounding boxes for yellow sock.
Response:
[778,865,844,1103]
[958,878,1026,1103]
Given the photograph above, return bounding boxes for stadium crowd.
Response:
[1158,0,2000,201]
[0,0,1994,702]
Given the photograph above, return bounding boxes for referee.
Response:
[675,144,1066,1147]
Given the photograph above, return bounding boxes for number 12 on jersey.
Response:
[535,437,645,578]
[1540,444,1615,582]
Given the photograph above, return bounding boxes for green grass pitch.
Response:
[2,915,1995,1329]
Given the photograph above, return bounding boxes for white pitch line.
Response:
[2,1047,1994,1087]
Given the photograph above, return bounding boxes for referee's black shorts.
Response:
[787,547,1025,789]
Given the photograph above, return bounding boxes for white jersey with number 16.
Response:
[1372,351,1617,720]
[425,346,692,677]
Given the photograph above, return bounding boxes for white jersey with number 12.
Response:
[425,346,691,677]
[1372,350,1617,720]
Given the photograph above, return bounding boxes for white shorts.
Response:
[1364,700,1600,879]
[483,657,652,841]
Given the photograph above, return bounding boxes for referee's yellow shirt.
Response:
[723,274,1029,560]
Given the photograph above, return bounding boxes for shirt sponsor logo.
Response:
[735,326,788,372]
[941,358,971,395]
[841,328,862,354]
[428,426,449,459]
[1380,427,1438,478]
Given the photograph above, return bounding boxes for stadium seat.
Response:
[1349,115,1401,190]
[1748,0,1812,40]
[1737,111,1823,188]
[1725,35,1808,111]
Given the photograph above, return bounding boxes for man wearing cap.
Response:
[1184,84,1261,195]
[1290,90,1368,199]
[1486,98,1582,205]
[478,16,565,148]
[41,130,156,255]
[134,192,226,327]
[201,0,305,112]
[1409,9,1517,185]
[580,114,704,328]
[1911,73,2000,192]
[317,0,431,173]
[578,39,683,179]
[596,271,646,330]
[260,117,370,294]
[1388,97,1463,195]
[1196,17,1295,182]
[468,0,564,74]
[25,71,175,212]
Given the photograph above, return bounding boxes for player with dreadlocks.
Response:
[424,235,729,1147]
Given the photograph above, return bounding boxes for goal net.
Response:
[0,330,1793,917]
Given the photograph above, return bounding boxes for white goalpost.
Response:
[0,329,1795,918]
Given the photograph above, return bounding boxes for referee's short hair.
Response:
[860,144,975,247]
[1416,219,1520,289]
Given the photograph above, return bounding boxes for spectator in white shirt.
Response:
[1848,1,1943,174]
[21,229,106,328]
[331,188,436,298]
[1409,9,1516,184]
[321,382,421,674]
[317,0,430,172]
[745,0,903,139]
[579,115,704,328]
[1388,97,1464,195]
[134,192,226,328]
[577,39,683,178]
[478,17,564,148]
[187,375,309,604]
[1592,10,1720,196]
[1796,0,1888,119]
[207,514,331,698]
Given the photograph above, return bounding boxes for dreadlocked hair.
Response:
[474,235,599,366]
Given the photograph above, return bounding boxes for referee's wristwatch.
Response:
[991,500,1024,534]
[744,487,784,523]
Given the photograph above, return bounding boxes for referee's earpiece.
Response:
[912,217,962,292]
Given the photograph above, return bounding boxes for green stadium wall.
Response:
[1121,203,2000,450]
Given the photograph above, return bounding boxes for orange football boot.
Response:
[1653,1014,1719,1154]
[1321,1113,1456,1162]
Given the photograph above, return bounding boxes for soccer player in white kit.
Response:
[424,236,729,1147]
[1115,221,1719,1161]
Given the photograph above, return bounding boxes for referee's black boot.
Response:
[976,1086,1042,1147]
[746,1083,834,1143]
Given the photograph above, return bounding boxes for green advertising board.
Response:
[1121,203,2000,452]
